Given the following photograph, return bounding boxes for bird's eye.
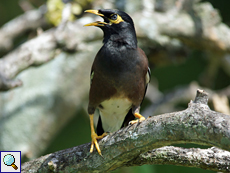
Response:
[111,14,117,20]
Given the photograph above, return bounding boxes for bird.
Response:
[84,9,150,156]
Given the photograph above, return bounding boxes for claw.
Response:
[89,114,107,156]
[90,131,107,156]
[129,113,145,125]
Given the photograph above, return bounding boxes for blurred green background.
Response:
[1,0,230,172]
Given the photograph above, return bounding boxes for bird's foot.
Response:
[129,117,145,125]
[129,113,145,125]
[90,132,107,156]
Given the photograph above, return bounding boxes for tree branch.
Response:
[0,16,100,91]
[127,146,230,172]
[143,82,230,117]
[0,6,47,52]
[21,89,230,172]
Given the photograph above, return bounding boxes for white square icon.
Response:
[1,151,21,173]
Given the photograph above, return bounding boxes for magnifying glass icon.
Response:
[3,154,18,170]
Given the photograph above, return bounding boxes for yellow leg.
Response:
[129,113,145,125]
[89,114,107,156]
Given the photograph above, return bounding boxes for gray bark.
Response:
[128,146,230,172]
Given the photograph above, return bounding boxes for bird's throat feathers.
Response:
[102,25,137,49]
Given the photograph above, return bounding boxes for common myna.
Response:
[84,9,150,156]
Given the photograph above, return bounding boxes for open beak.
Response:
[84,10,108,27]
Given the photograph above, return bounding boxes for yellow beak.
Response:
[84,9,107,27]
[84,10,104,17]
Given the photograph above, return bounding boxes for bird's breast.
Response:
[96,48,140,79]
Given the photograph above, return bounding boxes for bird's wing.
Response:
[121,67,151,128]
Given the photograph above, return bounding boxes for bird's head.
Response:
[84,9,137,47]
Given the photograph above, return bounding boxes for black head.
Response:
[85,9,137,48]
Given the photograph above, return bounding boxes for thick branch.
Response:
[21,90,230,172]
[127,146,230,172]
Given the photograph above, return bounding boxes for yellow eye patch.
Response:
[109,14,124,24]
